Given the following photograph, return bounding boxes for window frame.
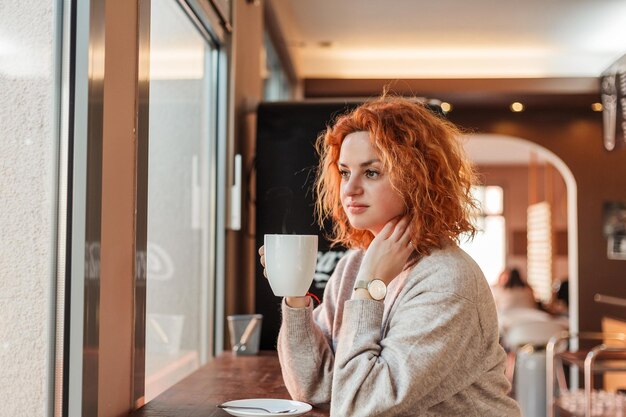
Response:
[58,0,228,414]
[136,0,224,404]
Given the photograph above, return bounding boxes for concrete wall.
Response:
[0,1,57,416]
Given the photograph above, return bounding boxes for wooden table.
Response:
[130,351,329,417]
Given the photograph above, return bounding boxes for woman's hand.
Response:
[258,244,267,276]
[258,245,309,308]
[357,216,414,285]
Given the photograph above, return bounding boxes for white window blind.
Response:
[527,201,552,302]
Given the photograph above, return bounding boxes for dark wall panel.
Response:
[255,102,354,349]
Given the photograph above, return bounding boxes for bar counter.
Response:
[130,351,329,417]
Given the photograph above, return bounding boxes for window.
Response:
[144,0,219,401]
[460,186,506,285]
[262,32,291,101]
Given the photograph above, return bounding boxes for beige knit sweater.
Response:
[277,245,521,416]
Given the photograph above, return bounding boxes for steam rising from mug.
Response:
[264,234,318,296]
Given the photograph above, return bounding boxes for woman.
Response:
[259,97,520,416]
[492,268,537,314]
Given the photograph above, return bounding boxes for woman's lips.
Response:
[346,204,368,214]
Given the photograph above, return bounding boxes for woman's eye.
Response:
[339,170,350,179]
[365,170,380,179]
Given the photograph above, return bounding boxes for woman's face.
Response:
[338,131,406,235]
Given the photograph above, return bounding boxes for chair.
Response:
[503,320,569,417]
[503,319,569,381]
[499,307,554,334]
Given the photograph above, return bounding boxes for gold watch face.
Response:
[368,279,387,300]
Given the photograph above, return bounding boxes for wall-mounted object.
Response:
[228,154,242,231]
[603,201,626,260]
[608,236,626,260]
[600,54,626,151]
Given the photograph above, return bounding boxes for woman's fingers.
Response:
[391,218,413,256]
[398,220,412,244]
[379,216,404,240]
[258,246,269,279]
[390,216,409,241]
[378,219,397,239]
[258,245,266,268]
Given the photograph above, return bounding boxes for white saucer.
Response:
[219,398,312,416]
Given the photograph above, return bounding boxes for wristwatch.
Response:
[354,279,387,301]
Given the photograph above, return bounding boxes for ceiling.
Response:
[266,0,623,167]
[269,0,626,79]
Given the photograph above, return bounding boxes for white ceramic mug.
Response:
[264,234,318,296]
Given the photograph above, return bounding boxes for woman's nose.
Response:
[343,176,362,195]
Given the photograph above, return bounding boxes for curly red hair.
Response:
[315,96,478,258]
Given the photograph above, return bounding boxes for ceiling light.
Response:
[440,102,452,113]
[510,102,524,112]
[591,102,603,112]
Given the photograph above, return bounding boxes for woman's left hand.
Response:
[358,216,414,285]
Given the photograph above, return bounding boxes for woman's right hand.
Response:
[357,216,413,285]
[258,245,309,308]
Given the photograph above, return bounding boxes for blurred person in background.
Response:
[544,278,569,316]
[491,268,537,314]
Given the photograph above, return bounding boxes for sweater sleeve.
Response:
[331,284,482,417]
[276,253,349,405]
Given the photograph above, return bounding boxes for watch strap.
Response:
[354,279,370,291]
[354,279,386,301]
